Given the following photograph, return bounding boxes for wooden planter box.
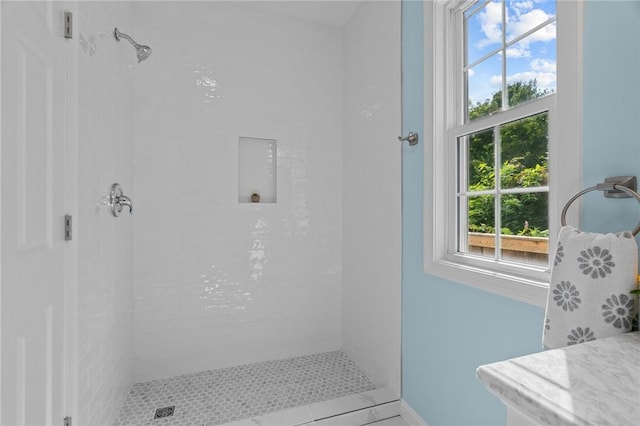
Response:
[467,232,549,265]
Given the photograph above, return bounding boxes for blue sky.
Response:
[465,0,557,105]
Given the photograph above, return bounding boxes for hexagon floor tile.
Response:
[113,350,377,425]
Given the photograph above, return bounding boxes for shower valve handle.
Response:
[107,183,133,217]
[117,194,133,215]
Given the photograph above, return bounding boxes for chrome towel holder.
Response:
[561,176,640,236]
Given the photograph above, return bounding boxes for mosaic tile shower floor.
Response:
[114,350,377,426]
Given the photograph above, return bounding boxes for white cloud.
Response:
[466,74,502,105]
[475,0,556,54]
[530,58,556,72]
[468,68,475,77]
[494,59,556,90]
[479,58,556,102]
[489,75,503,88]
[468,57,556,105]
[511,1,534,14]
[477,1,503,48]
[506,44,531,58]
[506,70,556,93]
[508,9,556,42]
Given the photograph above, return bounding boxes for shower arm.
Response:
[114,28,140,48]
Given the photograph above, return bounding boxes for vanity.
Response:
[477,331,639,425]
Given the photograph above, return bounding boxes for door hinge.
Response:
[64,417,72,426]
[64,11,73,39]
[64,215,72,241]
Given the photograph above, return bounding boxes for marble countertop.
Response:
[477,331,640,426]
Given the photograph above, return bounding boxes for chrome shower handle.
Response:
[107,183,133,217]
[117,194,133,215]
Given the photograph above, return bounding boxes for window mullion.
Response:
[501,0,507,111]
[458,135,469,255]
[494,124,502,261]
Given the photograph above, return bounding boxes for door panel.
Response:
[2,2,69,425]
[16,36,56,251]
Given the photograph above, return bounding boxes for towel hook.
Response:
[398,132,419,146]
[561,176,640,236]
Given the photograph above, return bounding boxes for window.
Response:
[424,0,582,306]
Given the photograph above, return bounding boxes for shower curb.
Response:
[221,388,399,426]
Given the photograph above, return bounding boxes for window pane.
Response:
[465,195,496,260]
[499,112,549,189]
[468,194,496,233]
[465,1,503,67]
[501,192,548,234]
[505,0,556,45]
[467,55,502,121]
[506,29,557,108]
[462,127,496,191]
[465,0,557,116]
[500,192,549,266]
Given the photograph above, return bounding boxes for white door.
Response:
[1,2,70,425]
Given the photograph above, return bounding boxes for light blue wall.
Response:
[401,1,640,425]
[582,0,640,232]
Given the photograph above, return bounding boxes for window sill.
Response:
[424,256,549,307]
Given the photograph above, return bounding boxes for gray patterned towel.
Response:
[543,225,638,349]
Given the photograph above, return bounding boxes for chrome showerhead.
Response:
[114,27,152,63]
[135,44,152,63]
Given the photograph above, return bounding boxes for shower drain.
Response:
[154,406,175,419]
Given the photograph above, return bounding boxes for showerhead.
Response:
[135,45,152,63]
[114,28,152,63]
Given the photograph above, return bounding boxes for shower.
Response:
[114,27,152,62]
[0,0,402,425]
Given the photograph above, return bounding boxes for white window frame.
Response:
[424,0,583,306]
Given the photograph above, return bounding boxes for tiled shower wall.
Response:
[132,2,344,382]
[342,1,402,395]
[75,2,134,425]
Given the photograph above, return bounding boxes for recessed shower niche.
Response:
[238,136,277,203]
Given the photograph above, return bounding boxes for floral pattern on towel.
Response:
[554,242,564,266]
[602,294,635,329]
[553,281,581,312]
[577,246,615,279]
[567,327,595,346]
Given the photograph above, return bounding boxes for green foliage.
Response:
[518,226,549,238]
[466,80,549,236]
[468,80,550,121]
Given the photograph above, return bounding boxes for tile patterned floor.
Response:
[114,350,377,426]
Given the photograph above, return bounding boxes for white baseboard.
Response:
[399,400,428,426]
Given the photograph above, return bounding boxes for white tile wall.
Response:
[132,2,344,382]
[342,1,402,396]
[75,2,135,424]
